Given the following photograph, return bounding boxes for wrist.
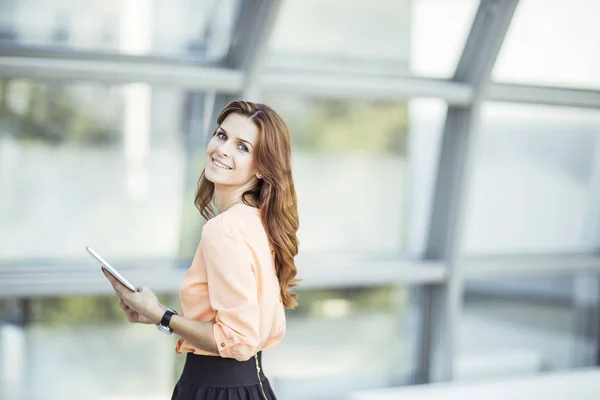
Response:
[156,308,179,335]
[149,304,168,325]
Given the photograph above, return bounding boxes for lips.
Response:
[212,157,232,170]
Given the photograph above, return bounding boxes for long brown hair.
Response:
[194,100,299,309]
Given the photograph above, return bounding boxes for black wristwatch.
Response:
[157,308,178,334]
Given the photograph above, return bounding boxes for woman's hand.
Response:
[118,297,154,324]
[102,268,166,325]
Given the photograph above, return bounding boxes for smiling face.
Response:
[204,113,260,189]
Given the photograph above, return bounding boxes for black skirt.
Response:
[171,352,277,400]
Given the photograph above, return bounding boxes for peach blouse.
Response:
[175,203,286,361]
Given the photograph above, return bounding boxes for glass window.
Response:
[459,276,593,380]
[0,294,178,400]
[463,102,600,255]
[0,0,239,61]
[267,0,478,78]
[410,0,479,78]
[493,0,600,89]
[0,287,414,400]
[265,285,415,399]
[261,94,413,256]
[0,79,207,263]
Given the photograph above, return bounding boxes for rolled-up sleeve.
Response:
[201,219,260,361]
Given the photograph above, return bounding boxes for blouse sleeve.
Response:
[200,218,260,361]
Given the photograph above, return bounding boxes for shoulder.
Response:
[202,204,262,242]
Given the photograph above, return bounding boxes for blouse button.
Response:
[220,343,225,348]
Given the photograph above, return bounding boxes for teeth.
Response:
[213,158,232,170]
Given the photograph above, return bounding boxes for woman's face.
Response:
[204,113,260,188]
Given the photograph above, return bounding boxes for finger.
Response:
[126,309,141,323]
[102,268,121,287]
[102,269,121,289]
[118,298,136,322]
[102,269,128,297]
[124,309,136,321]
[118,293,133,308]
[102,268,118,287]
[122,302,133,312]
[110,281,125,298]
[123,311,134,323]
[103,272,119,293]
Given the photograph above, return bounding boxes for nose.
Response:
[216,141,230,157]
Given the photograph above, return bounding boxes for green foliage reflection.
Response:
[266,96,409,155]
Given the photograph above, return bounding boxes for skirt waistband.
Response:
[179,352,266,387]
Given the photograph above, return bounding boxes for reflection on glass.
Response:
[0,0,240,60]
[463,102,600,255]
[263,94,410,255]
[493,0,600,89]
[265,285,414,400]
[0,79,206,261]
[459,276,592,381]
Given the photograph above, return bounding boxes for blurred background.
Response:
[1,0,599,399]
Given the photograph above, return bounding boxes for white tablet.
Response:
[85,246,137,292]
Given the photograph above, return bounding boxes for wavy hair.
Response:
[194,101,299,309]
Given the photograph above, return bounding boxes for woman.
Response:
[102,100,299,400]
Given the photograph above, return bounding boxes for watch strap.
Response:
[160,309,178,332]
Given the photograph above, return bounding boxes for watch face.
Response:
[157,324,172,335]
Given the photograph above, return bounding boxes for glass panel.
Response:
[265,285,415,400]
[0,0,239,61]
[459,276,594,381]
[410,0,479,78]
[267,0,478,78]
[0,287,414,400]
[261,93,414,256]
[0,294,178,400]
[0,79,207,263]
[493,0,600,89]
[463,102,600,255]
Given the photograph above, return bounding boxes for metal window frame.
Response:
[486,83,600,109]
[0,258,446,298]
[415,0,520,383]
[2,0,600,386]
[0,55,244,91]
[2,57,600,111]
[224,0,282,100]
[462,254,600,278]
[260,71,473,104]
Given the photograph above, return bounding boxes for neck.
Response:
[213,181,255,213]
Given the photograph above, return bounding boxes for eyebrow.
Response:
[217,127,253,149]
